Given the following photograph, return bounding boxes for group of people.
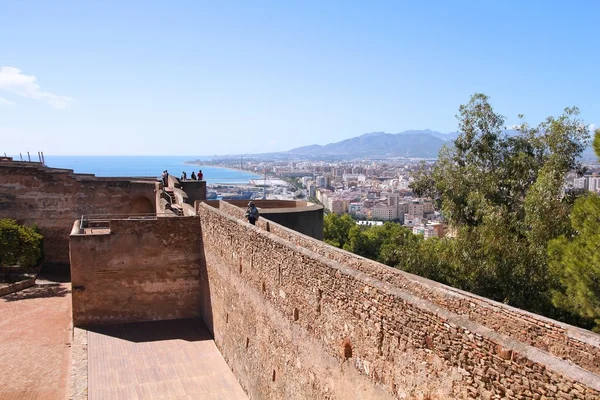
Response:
[161,169,204,186]
[180,170,203,181]
[161,170,169,186]
[163,170,258,226]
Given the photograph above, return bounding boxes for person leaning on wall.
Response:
[245,201,259,225]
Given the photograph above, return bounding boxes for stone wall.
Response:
[69,217,203,326]
[197,203,600,400]
[253,219,600,376]
[179,180,206,204]
[0,159,157,265]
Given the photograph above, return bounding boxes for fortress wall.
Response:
[0,161,157,265]
[256,217,600,375]
[198,204,600,400]
[69,217,203,326]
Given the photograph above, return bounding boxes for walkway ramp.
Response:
[87,319,247,400]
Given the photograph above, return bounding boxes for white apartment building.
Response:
[573,177,587,190]
[588,176,600,192]
[571,175,600,192]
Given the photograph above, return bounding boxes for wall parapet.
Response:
[231,206,600,376]
[197,203,600,399]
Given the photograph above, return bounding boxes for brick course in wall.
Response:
[198,203,600,400]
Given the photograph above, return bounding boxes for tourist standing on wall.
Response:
[198,170,203,180]
[245,201,259,225]
[180,171,187,180]
[191,171,197,180]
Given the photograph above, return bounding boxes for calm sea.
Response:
[36,155,260,184]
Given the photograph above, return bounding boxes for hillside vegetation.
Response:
[325,93,600,331]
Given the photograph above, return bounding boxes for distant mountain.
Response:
[283,128,596,160]
[288,130,453,158]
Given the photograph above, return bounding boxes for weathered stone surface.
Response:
[70,217,203,326]
[198,204,600,400]
[217,200,600,377]
[0,159,157,265]
[8,157,599,399]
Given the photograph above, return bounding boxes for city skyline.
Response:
[1,1,599,156]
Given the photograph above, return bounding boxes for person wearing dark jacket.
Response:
[245,201,259,225]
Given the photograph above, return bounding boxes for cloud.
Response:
[590,124,597,132]
[0,66,72,109]
[0,97,14,106]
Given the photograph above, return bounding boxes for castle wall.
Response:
[254,220,600,376]
[197,203,600,400]
[0,160,157,265]
[69,217,203,326]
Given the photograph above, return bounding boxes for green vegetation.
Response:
[324,94,599,331]
[0,219,44,281]
[548,129,600,331]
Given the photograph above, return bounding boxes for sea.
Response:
[35,155,261,185]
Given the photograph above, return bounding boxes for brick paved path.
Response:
[87,319,248,400]
[0,280,72,400]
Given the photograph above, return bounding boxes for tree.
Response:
[409,94,590,315]
[0,219,44,280]
[343,222,410,261]
[548,128,600,331]
[323,213,355,248]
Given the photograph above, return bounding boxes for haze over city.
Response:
[1,1,599,156]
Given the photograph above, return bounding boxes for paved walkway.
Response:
[0,277,72,400]
[87,319,248,400]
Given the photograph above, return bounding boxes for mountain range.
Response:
[286,129,597,160]
[287,130,459,158]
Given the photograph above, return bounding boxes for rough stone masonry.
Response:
[6,158,599,399]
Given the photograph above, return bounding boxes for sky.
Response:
[1,1,599,156]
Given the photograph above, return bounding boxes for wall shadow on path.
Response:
[40,262,71,283]
[84,318,213,343]
[2,283,71,302]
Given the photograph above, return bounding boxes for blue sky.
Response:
[1,1,598,156]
